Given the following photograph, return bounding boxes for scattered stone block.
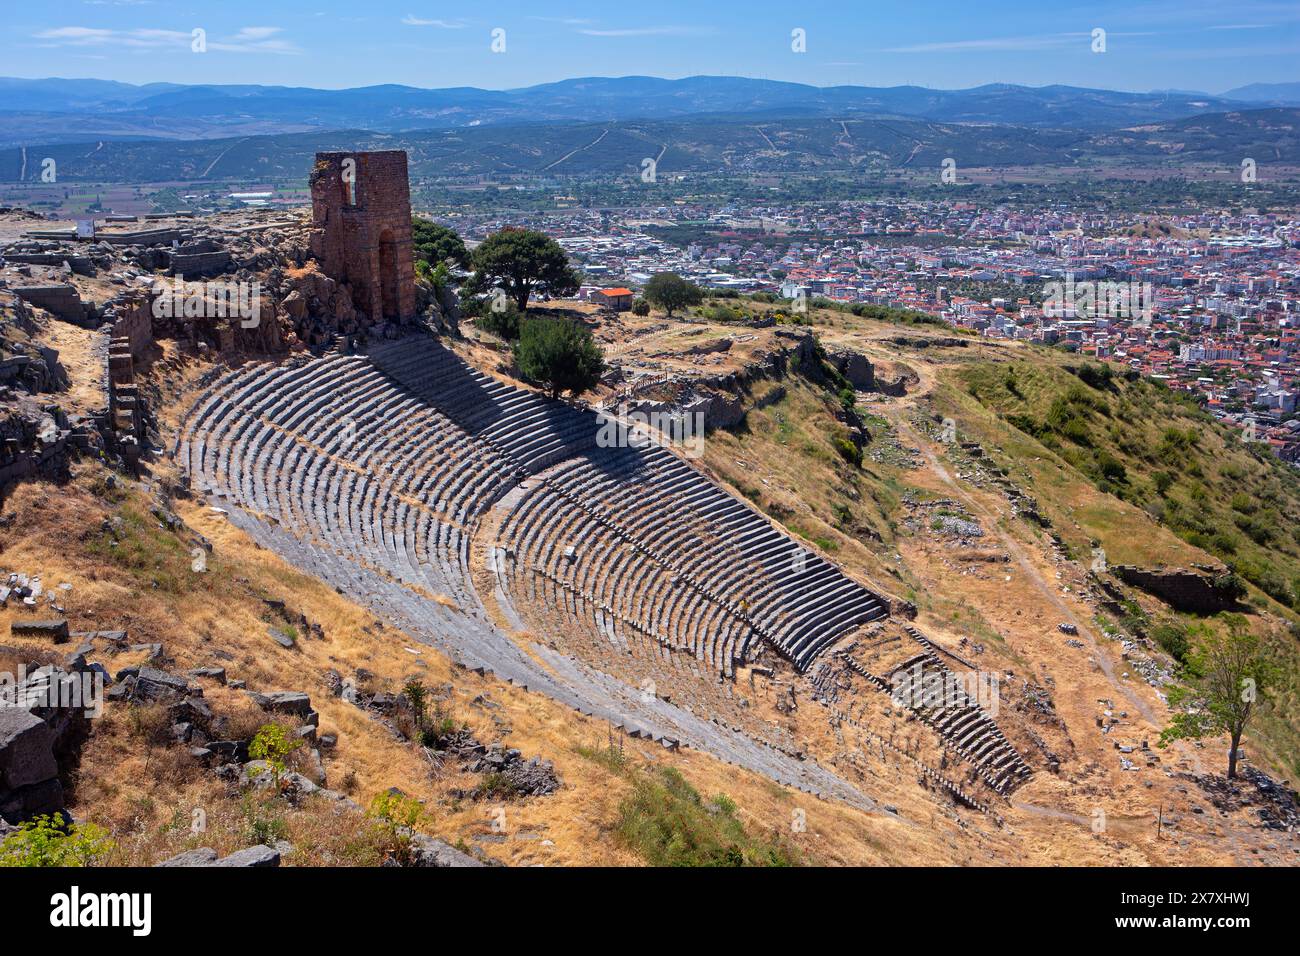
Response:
[128,667,190,703]
[10,619,69,644]
[155,847,219,867]
[186,667,227,685]
[408,833,485,867]
[0,708,59,790]
[246,690,313,717]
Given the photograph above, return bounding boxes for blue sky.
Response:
[5,0,1298,92]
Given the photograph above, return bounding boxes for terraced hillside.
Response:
[176,332,894,806]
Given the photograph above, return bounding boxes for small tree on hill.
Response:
[403,679,429,731]
[249,723,302,788]
[643,272,703,318]
[1158,616,1279,779]
[470,228,581,313]
[412,218,469,269]
[367,790,425,865]
[514,317,605,400]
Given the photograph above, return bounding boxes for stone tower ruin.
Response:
[309,150,417,323]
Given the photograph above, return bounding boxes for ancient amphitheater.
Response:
[175,151,1032,812]
[178,334,894,802]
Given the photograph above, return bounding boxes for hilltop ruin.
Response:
[309,151,417,325]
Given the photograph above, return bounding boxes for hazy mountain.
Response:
[0,75,1253,147]
[4,107,1293,184]
[0,76,186,111]
[1220,82,1300,105]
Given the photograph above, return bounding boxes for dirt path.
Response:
[540,128,610,172]
[200,137,248,179]
[40,318,105,415]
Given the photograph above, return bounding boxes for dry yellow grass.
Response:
[1,464,948,866]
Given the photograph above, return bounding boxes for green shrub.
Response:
[514,317,605,399]
[366,790,425,865]
[833,437,862,468]
[241,793,290,846]
[248,723,302,785]
[0,815,114,867]
[1061,417,1091,446]
[703,303,745,323]
[1150,622,1190,663]
[474,772,519,801]
[1097,451,1127,482]
[475,304,522,341]
[1074,362,1114,390]
[615,767,797,867]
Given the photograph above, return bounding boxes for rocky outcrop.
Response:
[277,262,365,347]
[0,406,95,492]
[156,844,281,867]
[826,347,874,389]
[0,708,62,823]
[0,657,95,824]
[408,833,485,867]
[0,294,69,394]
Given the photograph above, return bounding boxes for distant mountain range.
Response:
[1220,82,1300,103]
[3,107,1295,184]
[2,74,1298,147]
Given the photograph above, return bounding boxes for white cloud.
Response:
[578,26,712,38]
[206,26,299,54]
[35,26,186,47]
[528,16,595,26]
[34,25,299,54]
[401,16,468,28]
[879,33,1153,54]
[229,27,281,41]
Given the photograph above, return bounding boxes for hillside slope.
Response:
[3,279,1298,866]
[4,108,1297,182]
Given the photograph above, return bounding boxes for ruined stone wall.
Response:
[1112,565,1239,614]
[107,294,153,362]
[828,347,875,389]
[10,285,88,326]
[308,151,417,324]
[170,250,233,277]
[0,407,95,491]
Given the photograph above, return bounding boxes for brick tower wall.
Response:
[309,150,417,322]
